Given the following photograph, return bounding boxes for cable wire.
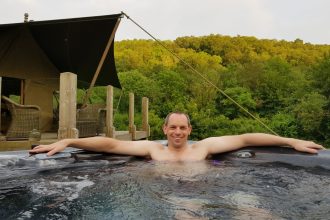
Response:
[121,11,279,136]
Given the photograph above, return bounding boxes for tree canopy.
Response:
[84,35,330,146]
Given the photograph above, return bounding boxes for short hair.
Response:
[164,112,191,126]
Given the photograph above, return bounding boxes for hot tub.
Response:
[0,145,329,219]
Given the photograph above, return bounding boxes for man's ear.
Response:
[162,124,167,135]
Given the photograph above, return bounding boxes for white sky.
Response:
[1,0,330,44]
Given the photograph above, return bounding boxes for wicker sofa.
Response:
[1,96,41,140]
[76,103,105,137]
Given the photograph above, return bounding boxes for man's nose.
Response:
[174,128,181,134]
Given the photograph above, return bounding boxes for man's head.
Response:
[164,112,191,126]
[163,112,192,148]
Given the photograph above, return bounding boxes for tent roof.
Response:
[0,14,122,89]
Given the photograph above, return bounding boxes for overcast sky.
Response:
[1,0,330,44]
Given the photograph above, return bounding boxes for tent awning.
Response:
[0,13,122,89]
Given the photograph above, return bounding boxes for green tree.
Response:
[309,54,330,99]
[293,92,327,140]
[112,36,330,145]
[270,113,298,137]
[217,87,256,119]
[150,70,189,116]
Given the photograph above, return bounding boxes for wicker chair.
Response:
[1,96,41,140]
[76,103,105,137]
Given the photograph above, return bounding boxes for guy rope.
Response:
[121,12,279,136]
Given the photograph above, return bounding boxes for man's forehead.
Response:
[167,114,189,125]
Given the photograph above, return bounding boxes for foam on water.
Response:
[31,175,95,201]
[0,155,20,167]
[17,210,33,220]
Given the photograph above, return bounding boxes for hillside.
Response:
[85,35,330,145]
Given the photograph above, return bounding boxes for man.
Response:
[30,112,325,161]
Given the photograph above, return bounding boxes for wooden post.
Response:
[58,72,78,139]
[82,18,121,107]
[20,80,25,104]
[105,85,115,138]
[0,77,2,138]
[129,92,136,140]
[142,97,150,137]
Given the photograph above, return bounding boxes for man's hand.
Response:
[29,140,68,156]
[289,139,325,154]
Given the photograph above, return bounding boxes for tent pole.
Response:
[20,80,25,104]
[0,77,2,137]
[82,18,121,107]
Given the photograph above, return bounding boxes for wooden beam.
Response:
[142,97,150,137]
[106,85,115,137]
[129,92,136,139]
[20,80,25,104]
[0,77,2,137]
[58,72,78,139]
[82,18,121,106]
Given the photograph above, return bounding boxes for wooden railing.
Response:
[58,72,149,140]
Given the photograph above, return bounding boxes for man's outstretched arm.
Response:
[196,133,325,155]
[29,137,157,157]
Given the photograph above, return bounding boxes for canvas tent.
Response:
[0,13,122,132]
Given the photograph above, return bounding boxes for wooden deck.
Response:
[0,130,149,151]
[0,74,150,152]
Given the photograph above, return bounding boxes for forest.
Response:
[81,34,330,146]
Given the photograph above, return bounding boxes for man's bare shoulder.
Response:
[191,136,240,155]
[142,141,168,160]
[191,137,225,148]
[132,140,165,150]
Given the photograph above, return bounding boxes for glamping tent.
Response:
[0,13,122,133]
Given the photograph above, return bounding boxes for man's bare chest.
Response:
[151,148,208,161]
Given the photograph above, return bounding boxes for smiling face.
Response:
[162,113,192,148]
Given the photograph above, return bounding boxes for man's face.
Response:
[163,113,192,148]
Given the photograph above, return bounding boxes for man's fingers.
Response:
[47,148,58,156]
[29,146,44,153]
[29,145,52,154]
[307,144,325,151]
[305,148,318,154]
[314,144,325,150]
